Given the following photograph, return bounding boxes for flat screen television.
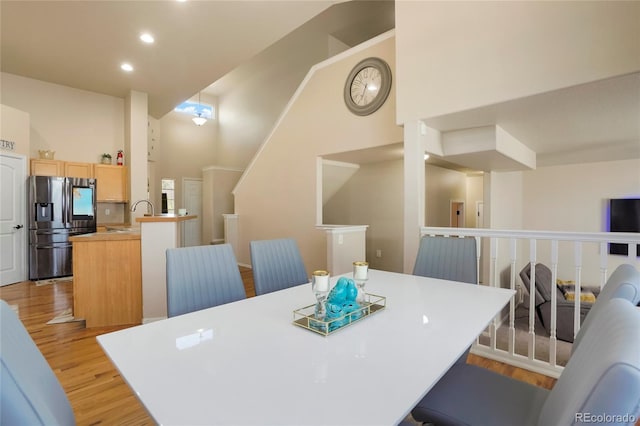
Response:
[609,198,640,256]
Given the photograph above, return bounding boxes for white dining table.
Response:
[97,269,514,426]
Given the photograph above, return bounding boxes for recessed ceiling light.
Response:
[140,33,154,44]
[121,63,134,72]
[176,0,187,2]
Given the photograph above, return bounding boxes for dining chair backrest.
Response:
[413,235,478,284]
[0,300,76,425]
[166,244,246,317]
[250,238,309,296]
[571,263,640,352]
[537,297,640,425]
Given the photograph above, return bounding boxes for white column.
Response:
[125,90,149,223]
[403,121,427,273]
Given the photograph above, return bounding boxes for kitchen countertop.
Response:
[135,214,197,223]
[69,229,140,242]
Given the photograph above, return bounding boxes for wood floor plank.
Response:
[1,267,557,425]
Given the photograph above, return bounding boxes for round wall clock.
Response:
[343,57,392,116]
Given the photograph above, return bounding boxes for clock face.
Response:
[344,57,392,116]
[350,66,382,107]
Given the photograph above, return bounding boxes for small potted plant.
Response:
[101,153,112,164]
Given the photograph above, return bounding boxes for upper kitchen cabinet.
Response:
[94,164,128,202]
[64,162,93,178]
[30,159,64,176]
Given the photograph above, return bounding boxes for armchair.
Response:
[519,262,593,343]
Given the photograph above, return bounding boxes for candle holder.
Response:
[353,261,369,304]
[311,270,330,320]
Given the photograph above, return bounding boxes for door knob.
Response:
[13,224,23,230]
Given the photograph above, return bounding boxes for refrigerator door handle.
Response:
[36,244,73,249]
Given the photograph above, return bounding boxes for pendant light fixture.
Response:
[192,92,207,126]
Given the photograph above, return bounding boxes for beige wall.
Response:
[395,1,640,122]
[234,34,402,270]
[324,159,404,272]
[425,164,467,227]
[157,106,217,212]
[521,159,640,280]
[1,104,30,157]
[216,27,331,169]
[466,174,484,228]
[202,167,242,244]
[1,72,124,162]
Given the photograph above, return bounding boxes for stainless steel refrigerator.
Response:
[28,176,97,280]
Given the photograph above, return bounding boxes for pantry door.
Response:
[1,153,27,285]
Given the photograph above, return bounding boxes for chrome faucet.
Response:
[130,199,155,216]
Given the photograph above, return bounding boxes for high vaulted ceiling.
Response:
[1,0,340,118]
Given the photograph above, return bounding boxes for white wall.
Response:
[157,105,217,213]
[0,104,30,157]
[466,174,484,228]
[425,164,467,227]
[216,28,331,169]
[395,1,640,123]
[324,159,404,272]
[521,159,640,280]
[1,73,124,162]
[234,33,402,271]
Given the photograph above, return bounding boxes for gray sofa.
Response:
[519,263,594,343]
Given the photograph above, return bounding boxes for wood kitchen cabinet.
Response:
[30,159,64,176]
[64,161,93,178]
[70,233,142,327]
[93,164,128,202]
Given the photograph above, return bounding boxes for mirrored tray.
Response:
[292,293,386,336]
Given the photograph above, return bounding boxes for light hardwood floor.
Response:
[1,268,555,425]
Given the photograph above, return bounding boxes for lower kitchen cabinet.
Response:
[70,233,141,327]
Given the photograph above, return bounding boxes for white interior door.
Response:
[1,153,27,285]
[181,178,202,247]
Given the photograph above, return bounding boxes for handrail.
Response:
[419,226,640,378]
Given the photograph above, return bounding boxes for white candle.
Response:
[312,271,330,292]
[353,261,368,280]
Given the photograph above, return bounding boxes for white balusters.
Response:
[419,226,640,379]
[573,242,583,340]
[527,239,537,361]
[549,240,559,367]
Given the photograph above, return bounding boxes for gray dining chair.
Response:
[0,300,76,425]
[570,262,640,351]
[413,235,478,284]
[413,235,478,364]
[250,238,309,296]
[411,297,640,426]
[166,244,246,317]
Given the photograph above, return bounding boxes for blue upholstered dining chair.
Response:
[413,235,478,364]
[166,244,246,317]
[413,235,478,284]
[250,238,309,296]
[570,263,640,351]
[411,297,640,426]
[412,265,640,424]
[0,300,76,426]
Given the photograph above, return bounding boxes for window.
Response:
[174,101,215,120]
[161,179,175,214]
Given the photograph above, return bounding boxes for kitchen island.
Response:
[135,214,197,322]
[69,230,141,327]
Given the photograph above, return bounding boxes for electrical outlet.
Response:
[105,208,110,216]
[376,249,382,258]
[338,234,343,245]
